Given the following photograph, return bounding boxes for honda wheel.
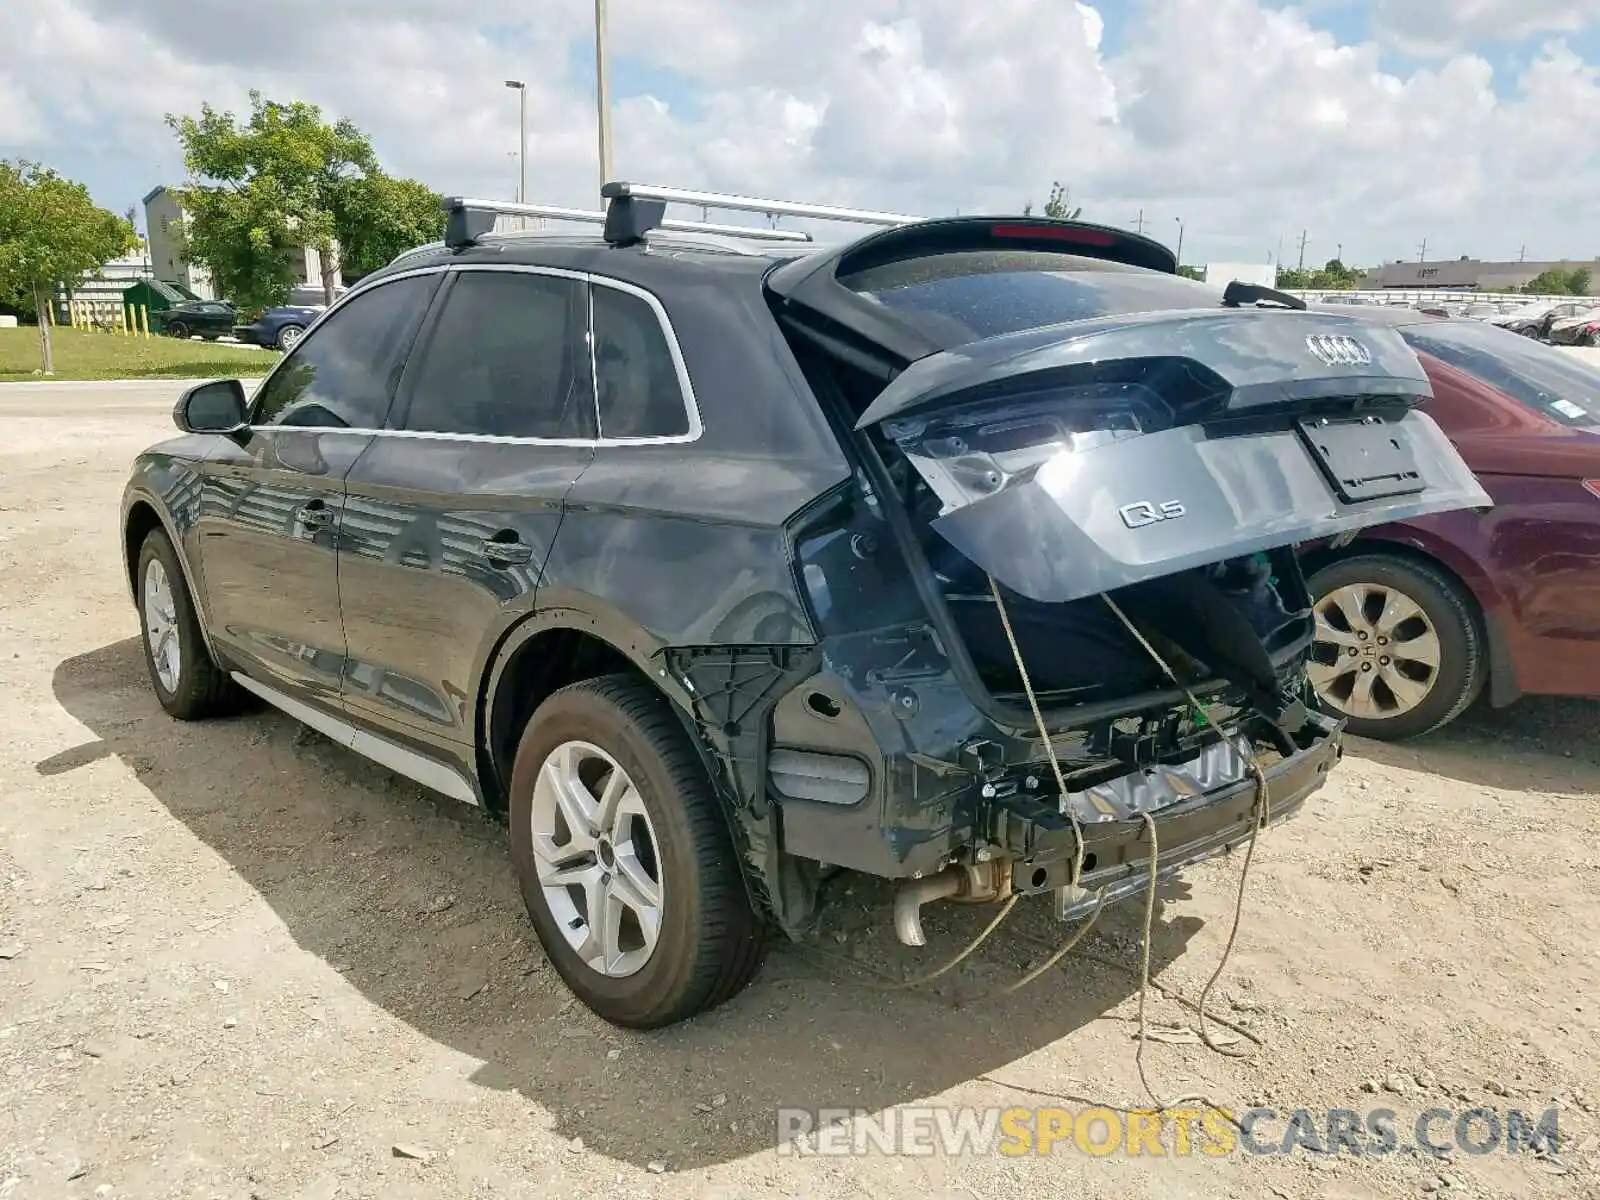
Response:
[1306,555,1483,740]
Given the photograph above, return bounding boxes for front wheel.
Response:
[275,324,304,351]
[167,321,189,339]
[136,530,243,720]
[1306,555,1484,740]
[508,675,764,1028]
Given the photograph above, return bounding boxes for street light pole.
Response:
[504,80,527,229]
[594,0,614,199]
[1174,217,1184,266]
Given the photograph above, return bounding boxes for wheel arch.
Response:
[475,603,705,816]
[1299,532,1521,708]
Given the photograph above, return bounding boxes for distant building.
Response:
[142,185,341,303]
[1359,257,1600,294]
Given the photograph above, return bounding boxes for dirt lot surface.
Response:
[3,379,1599,1200]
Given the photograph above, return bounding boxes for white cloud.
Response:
[1369,0,1590,55]
[0,0,1594,268]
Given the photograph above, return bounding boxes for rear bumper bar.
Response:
[995,713,1343,919]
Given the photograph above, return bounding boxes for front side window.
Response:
[591,284,691,439]
[252,274,438,429]
[398,271,591,439]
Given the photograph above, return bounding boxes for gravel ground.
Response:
[2,380,1598,1200]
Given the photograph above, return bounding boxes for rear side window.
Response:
[251,274,437,429]
[591,285,691,439]
[1402,322,1600,427]
[839,251,1225,345]
[399,271,591,439]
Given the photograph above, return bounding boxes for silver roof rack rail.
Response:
[602,182,922,228]
[440,196,814,251]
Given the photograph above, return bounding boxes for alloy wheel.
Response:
[1309,583,1442,720]
[528,740,664,978]
[142,558,181,693]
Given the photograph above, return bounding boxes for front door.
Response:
[194,272,440,706]
[336,266,595,748]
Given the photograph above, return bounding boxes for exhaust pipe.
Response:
[892,861,1011,947]
[893,871,964,947]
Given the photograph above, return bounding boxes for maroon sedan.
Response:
[1300,314,1600,739]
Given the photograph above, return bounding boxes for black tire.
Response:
[135,529,243,720]
[508,674,764,1028]
[1306,554,1484,740]
[275,324,304,351]
[167,321,189,339]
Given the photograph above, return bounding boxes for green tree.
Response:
[167,92,379,307]
[0,159,139,374]
[1022,180,1084,220]
[332,173,445,280]
[1522,267,1591,296]
[1176,264,1205,281]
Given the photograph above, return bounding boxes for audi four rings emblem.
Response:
[1305,333,1373,366]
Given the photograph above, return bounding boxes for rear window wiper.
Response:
[1221,281,1308,311]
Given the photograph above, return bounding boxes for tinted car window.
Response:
[1402,322,1600,427]
[252,275,437,429]
[399,271,591,439]
[839,251,1226,345]
[592,285,690,439]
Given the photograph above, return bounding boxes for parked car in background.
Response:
[1300,312,1600,739]
[153,300,236,340]
[1463,302,1500,321]
[1547,307,1600,347]
[231,304,324,351]
[1495,300,1593,341]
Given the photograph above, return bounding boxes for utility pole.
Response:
[1418,236,1429,263]
[1336,242,1343,264]
[1297,229,1309,272]
[594,0,614,199]
[1173,217,1184,266]
[504,81,527,230]
[1519,244,1526,262]
[1130,208,1145,235]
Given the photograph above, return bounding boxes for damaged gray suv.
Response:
[120,183,1489,1027]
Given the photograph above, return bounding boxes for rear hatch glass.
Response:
[839,250,1227,344]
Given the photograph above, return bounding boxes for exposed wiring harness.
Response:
[804,575,1276,1122]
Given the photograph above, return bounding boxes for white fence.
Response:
[1283,288,1589,306]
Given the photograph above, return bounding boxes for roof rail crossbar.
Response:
[439,196,814,249]
[602,181,921,229]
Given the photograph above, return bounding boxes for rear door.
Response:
[335,265,595,748]
[193,272,440,705]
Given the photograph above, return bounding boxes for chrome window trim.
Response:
[244,262,704,448]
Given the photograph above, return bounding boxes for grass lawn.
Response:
[0,326,280,382]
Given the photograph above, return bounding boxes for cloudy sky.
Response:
[1,0,1595,269]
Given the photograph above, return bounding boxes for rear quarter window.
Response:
[839,250,1226,344]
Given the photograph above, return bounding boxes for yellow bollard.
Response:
[141,305,151,338]
[118,305,128,336]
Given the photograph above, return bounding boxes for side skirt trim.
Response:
[230,672,480,806]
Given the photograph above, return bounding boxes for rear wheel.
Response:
[275,324,304,351]
[507,675,764,1027]
[1306,555,1483,740]
[167,320,189,339]
[136,530,243,720]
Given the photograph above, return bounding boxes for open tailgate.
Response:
[857,309,1492,604]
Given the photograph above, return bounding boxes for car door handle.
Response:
[296,500,334,530]
[481,537,533,567]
